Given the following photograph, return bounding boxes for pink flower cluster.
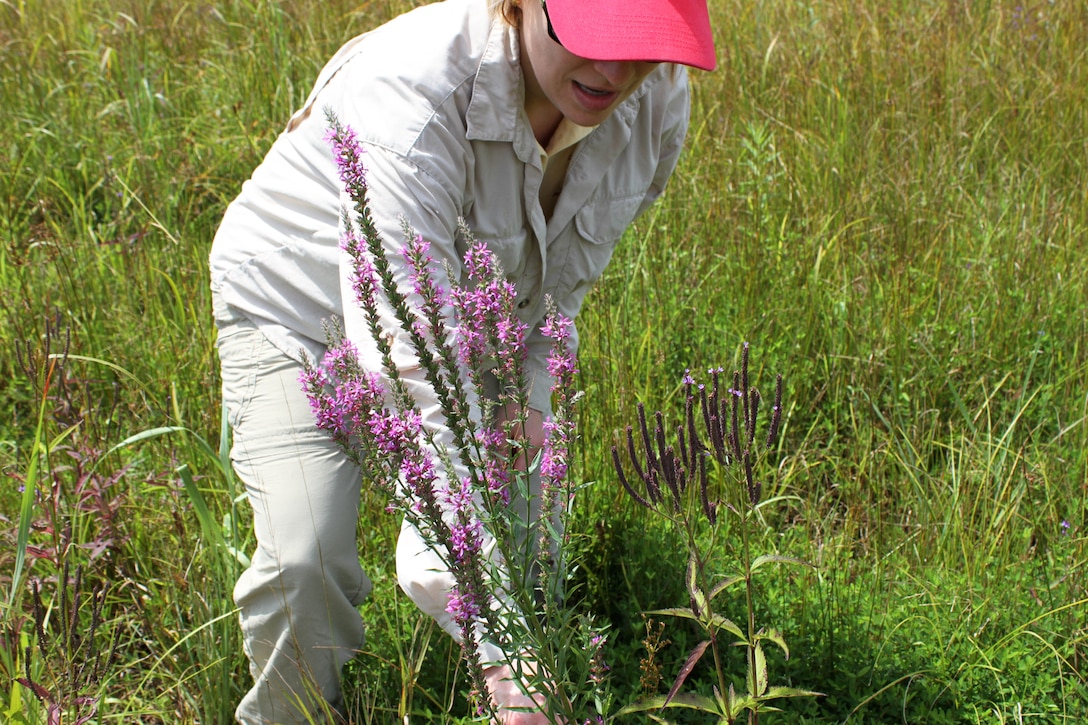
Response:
[443,476,486,628]
[299,339,385,443]
[322,124,366,193]
[451,242,529,380]
[539,310,578,508]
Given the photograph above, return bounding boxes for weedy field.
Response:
[1,0,1085,722]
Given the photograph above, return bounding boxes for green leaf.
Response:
[759,686,825,700]
[179,463,222,548]
[645,608,746,641]
[725,683,758,719]
[723,683,735,717]
[687,554,708,616]
[219,408,239,491]
[10,439,43,608]
[708,613,747,641]
[645,607,700,622]
[710,573,746,600]
[755,627,790,658]
[750,554,813,572]
[107,424,189,450]
[102,422,227,477]
[8,393,73,606]
[616,692,720,716]
[751,641,768,696]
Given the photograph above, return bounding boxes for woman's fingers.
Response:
[483,663,557,725]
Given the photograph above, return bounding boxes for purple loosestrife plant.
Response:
[301,110,610,723]
[614,344,820,724]
[534,308,578,596]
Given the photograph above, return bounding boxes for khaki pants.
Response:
[215,296,530,723]
[215,297,370,724]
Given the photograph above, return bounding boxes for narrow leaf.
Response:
[644,714,679,725]
[219,409,239,487]
[750,554,814,572]
[760,686,825,699]
[727,685,758,719]
[15,677,51,701]
[615,692,718,715]
[686,555,707,616]
[751,641,768,696]
[10,441,42,608]
[645,607,700,622]
[107,425,188,450]
[707,613,747,641]
[179,464,222,547]
[710,574,746,600]
[662,640,711,709]
[99,424,223,477]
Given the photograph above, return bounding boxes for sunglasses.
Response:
[540,0,563,46]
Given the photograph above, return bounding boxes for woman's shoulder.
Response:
[351,0,489,76]
[313,0,495,146]
[618,63,690,141]
[637,64,690,107]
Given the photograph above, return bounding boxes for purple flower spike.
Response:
[444,476,483,564]
[542,312,577,381]
[463,242,496,280]
[324,123,367,194]
[446,586,481,622]
[540,418,569,482]
[478,427,511,506]
[345,231,380,309]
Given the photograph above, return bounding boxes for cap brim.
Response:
[546,0,716,71]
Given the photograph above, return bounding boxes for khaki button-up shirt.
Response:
[211,0,690,415]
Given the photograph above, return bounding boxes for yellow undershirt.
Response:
[538,118,596,220]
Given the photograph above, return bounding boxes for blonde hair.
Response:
[488,0,521,26]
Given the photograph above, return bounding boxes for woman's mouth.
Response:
[572,81,619,113]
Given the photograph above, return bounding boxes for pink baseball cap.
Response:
[544,0,716,71]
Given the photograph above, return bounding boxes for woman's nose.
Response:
[592,60,640,88]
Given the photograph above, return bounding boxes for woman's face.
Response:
[519,0,660,133]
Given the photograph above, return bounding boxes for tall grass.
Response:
[1,0,1085,722]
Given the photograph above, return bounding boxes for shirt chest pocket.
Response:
[559,192,644,292]
[462,229,533,280]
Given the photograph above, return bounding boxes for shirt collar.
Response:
[465,20,524,146]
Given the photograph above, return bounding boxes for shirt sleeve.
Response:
[637,66,691,219]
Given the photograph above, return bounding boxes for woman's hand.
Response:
[484,662,561,725]
[495,405,546,473]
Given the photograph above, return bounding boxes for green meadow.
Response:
[1,0,1085,722]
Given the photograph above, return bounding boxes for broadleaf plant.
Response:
[614,345,821,723]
